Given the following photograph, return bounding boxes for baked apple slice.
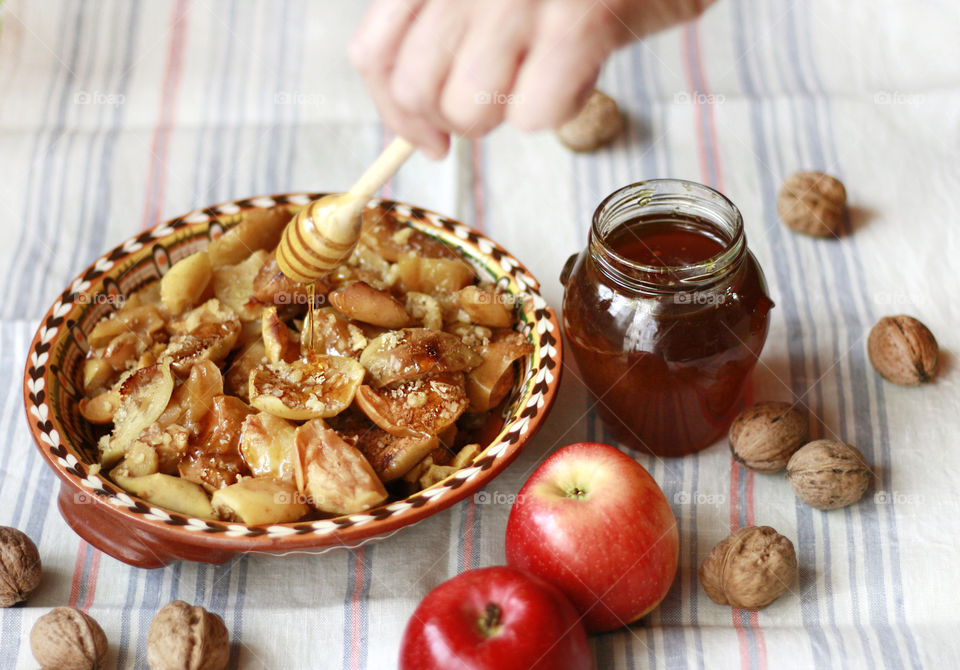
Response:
[359,328,481,388]
[238,411,299,483]
[354,372,469,438]
[248,353,365,420]
[294,419,387,515]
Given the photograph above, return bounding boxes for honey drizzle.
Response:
[306,282,316,352]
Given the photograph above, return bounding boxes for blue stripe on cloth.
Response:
[791,4,922,669]
[729,3,829,669]
[116,563,143,669]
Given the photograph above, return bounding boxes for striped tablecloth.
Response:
[1,1,958,668]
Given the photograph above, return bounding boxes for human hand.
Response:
[349,0,714,158]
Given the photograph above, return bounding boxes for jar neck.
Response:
[589,179,747,293]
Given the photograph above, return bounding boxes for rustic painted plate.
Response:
[23,194,562,567]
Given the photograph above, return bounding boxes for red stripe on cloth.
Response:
[139,0,191,231]
[67,539,88,608]
[80,548,101,612]
[349,547,366,670]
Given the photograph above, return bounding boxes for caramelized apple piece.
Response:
[393,253,475,294]
[457,285,514,327]
[80,386,122,424]
[132,423,191,475]
[113,440,160,478]
[355,372,469,438]
[161,250,213,315]
[98,362,175,466]
[250,252,327,308]
[83,358,115,394]
[111,471,214,519]
[239,412,298,483]
[360,328,482,388]
[261,306,298,363]
[163,299,240,376]
[294,419,387,515]
[300,307,367,358]
[179,395,254,491]
[211,248,270,320]
[248,354,365,420]
[465,339,533,412]
[359,206,460,262]
[333,413,439,482]
[328,281,410,328]
[224,339,267,401]
[87,304,165,348]
[207,205,296,267]
[156,359,223,434]
[211,477,308,524]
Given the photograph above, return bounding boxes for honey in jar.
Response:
[561,180,773,457]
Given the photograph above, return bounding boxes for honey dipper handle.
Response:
[349,137,415,198]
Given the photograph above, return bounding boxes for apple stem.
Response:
[477,603,503,638]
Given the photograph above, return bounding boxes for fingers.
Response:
[507,5,622,131]
[348,0,659,153]
[349,0,450,158]
[438,0,533,137]
[389,0,469,153]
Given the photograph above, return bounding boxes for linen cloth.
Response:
[1,1,958,668]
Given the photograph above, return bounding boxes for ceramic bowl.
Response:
[23,193,561,568]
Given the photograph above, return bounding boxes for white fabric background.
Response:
[0,1,957,668]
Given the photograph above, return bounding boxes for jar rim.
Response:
[590,179,746,290]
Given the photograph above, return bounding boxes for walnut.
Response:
[867,315,938,385]
[555,89,624,152]
[147,600,229,670]
[777,171,847,237]
[699,526,797,610]
[0,526,41,607]
[30,607,108,670]
[729,401,808,473]
[786,440,871,510]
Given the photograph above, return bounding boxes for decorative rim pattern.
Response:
[23,193,561,552]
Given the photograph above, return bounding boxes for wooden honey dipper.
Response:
[276,137,415,283]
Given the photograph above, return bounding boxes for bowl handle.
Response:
[56,485,234,568]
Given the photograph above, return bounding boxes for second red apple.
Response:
[505,442,679,632]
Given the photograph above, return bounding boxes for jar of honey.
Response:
[561,180,773,457]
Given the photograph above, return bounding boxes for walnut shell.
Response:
[0,526,41,607]
[30,606,108,670]
[777,171,847,237]
[867,315,938,385]
[555,89,624,152]
[698,526,797,610]
[786,440,871,510]
[147,600,229,670]
[729,401,809,473]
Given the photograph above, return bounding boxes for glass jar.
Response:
[561,180,773,457]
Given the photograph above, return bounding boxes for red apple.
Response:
[399,566,593,670]
[505,442,679,632]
